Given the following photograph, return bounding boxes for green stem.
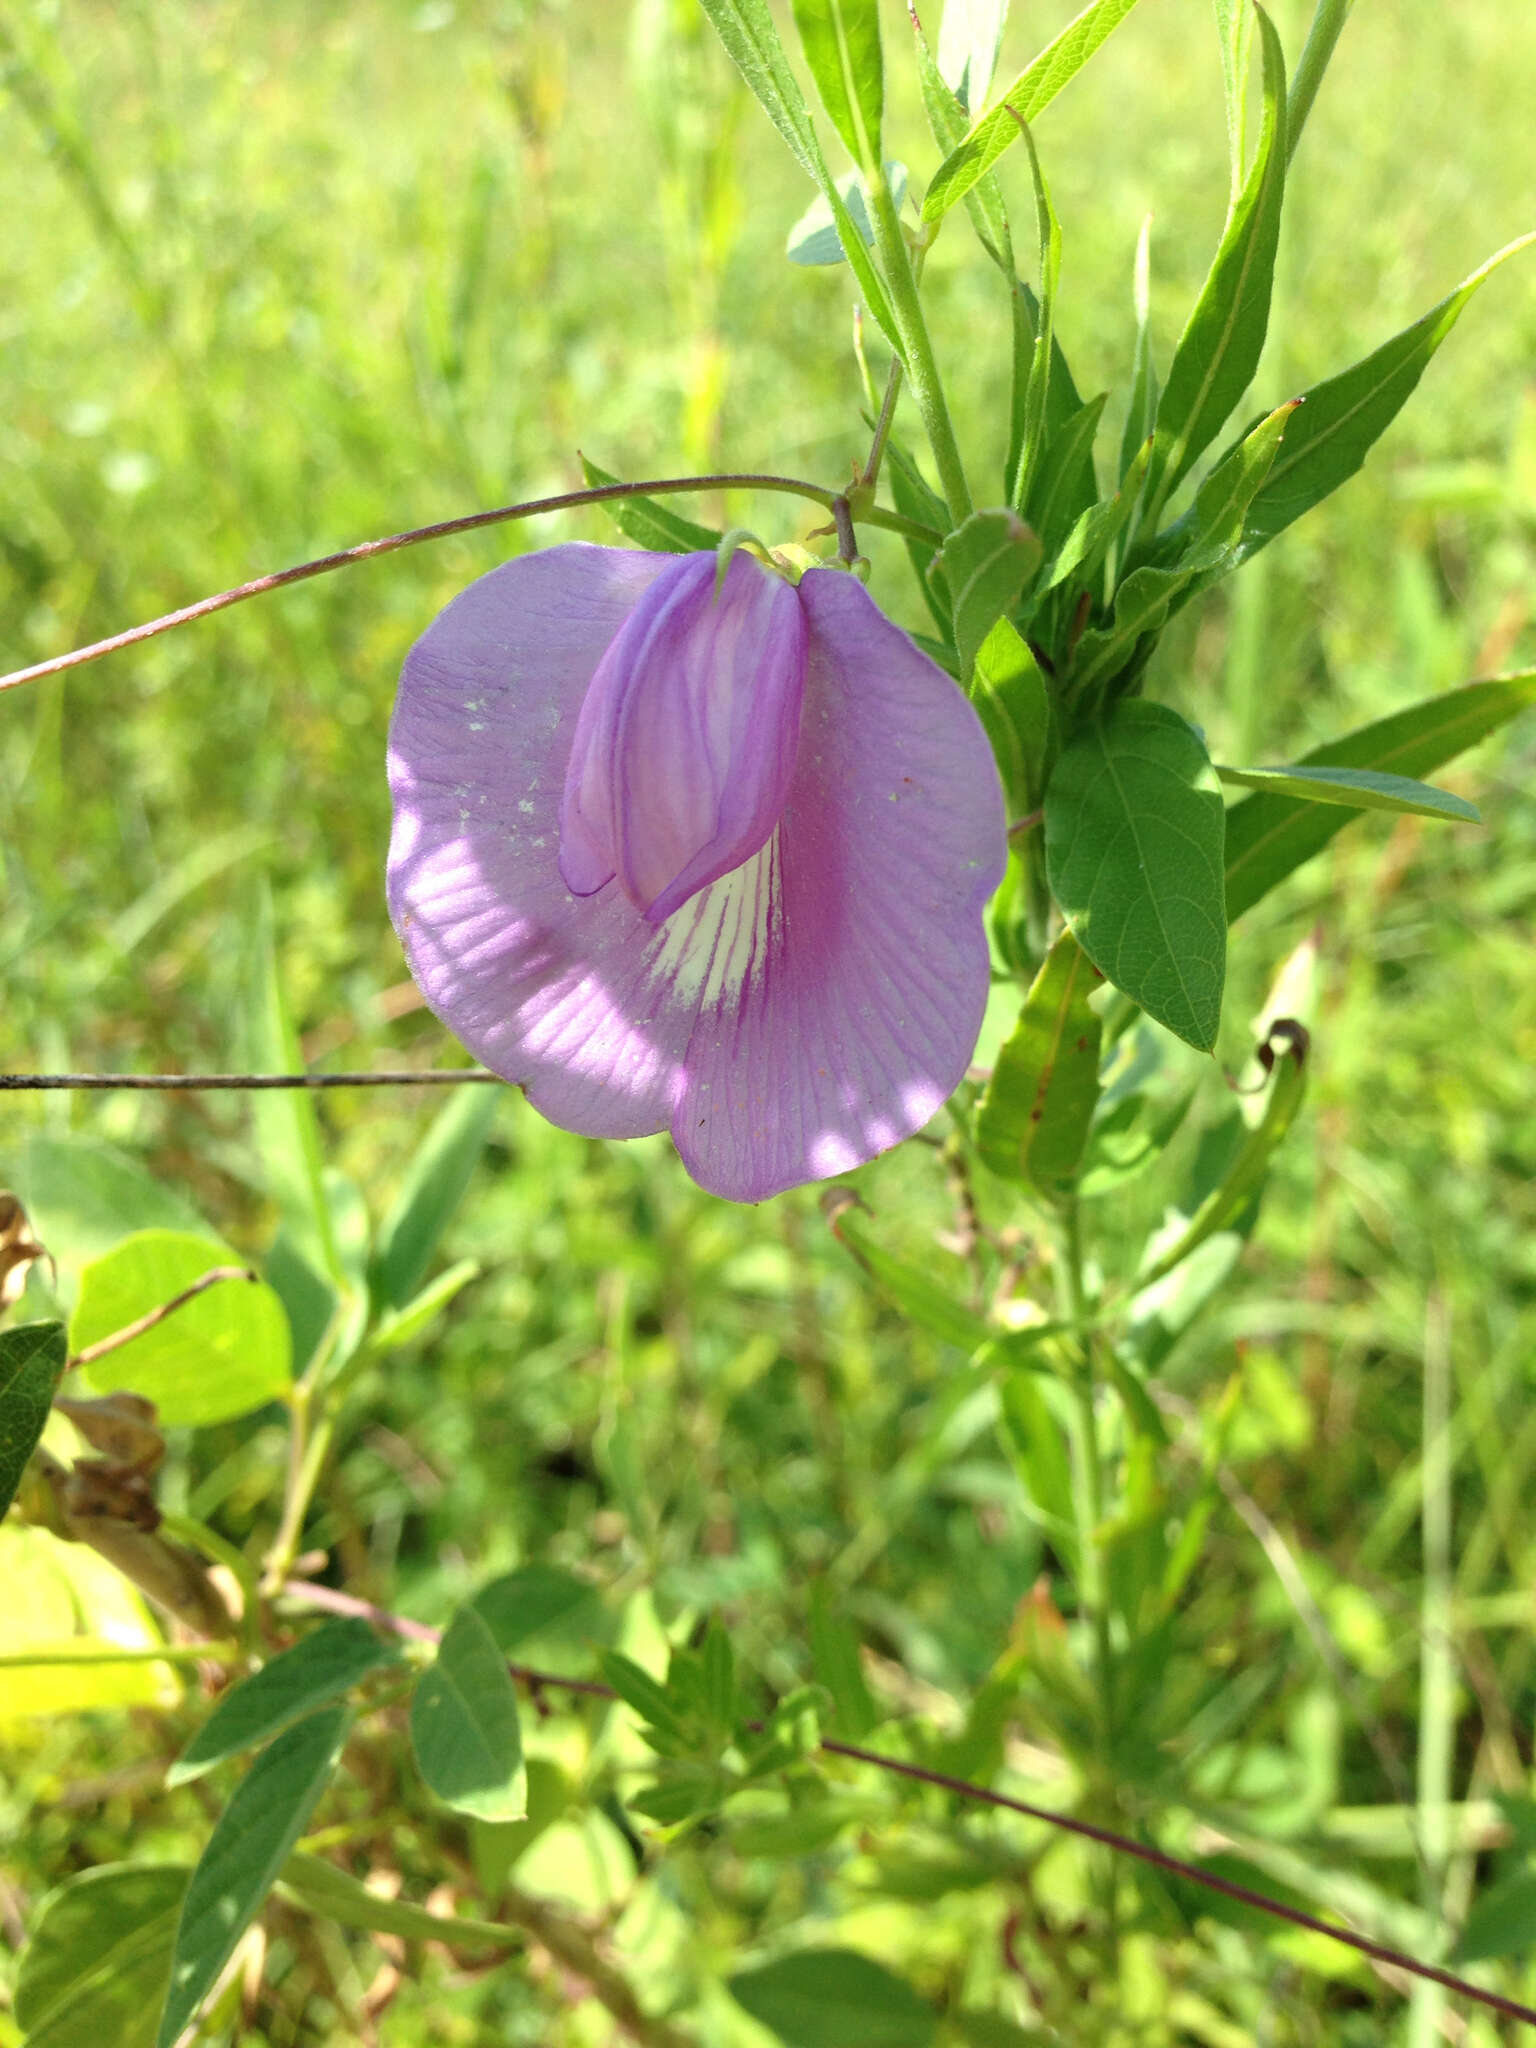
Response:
[1286,0,1356,164]
[0,1641,238,1668]
[864,172,972,527]
[859,352,905,493]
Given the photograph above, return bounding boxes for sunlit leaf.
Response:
[937,508,1043,676]
[411,1603,526,1822]
[579,454,722,553]
[790,0,883,169]
[370,1082,499,1310]
[0,1319,64,1519]
[729,1948,937,2048]
[70,1231,290,1426]
[1045,701,1226,1050]
[16,1863,188,2048]
[169,1619,398,1786]
[923,0,1145,223]
[1215,762,1479,822]
[157,1707,348,2047]
[976,933,1101,1193]
[1224,671,1536,922]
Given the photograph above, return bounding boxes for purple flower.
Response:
[387,544,1006,1202]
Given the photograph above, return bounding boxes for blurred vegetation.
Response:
[1,0,1535,2041]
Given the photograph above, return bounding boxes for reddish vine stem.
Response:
[67,1266,256,1370]
[284,1581,1534,2027]
[0,1071,497,1091]
[0,473,941,695]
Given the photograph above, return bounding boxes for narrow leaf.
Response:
[937,508,1044,678]
[370,1083,498,1311]
[970,616,1054,816]
[698,0,904,352]
[169,1620,397,1787]
[1008,124,1062,514]
[0,1319,65,1520]
[157,1707,347,2047]
[910,16,1012,270]
[16,1864,188,2048]
[938,0,1010,114]
[829,1205,989,1351]
[976,933,1102,1193]
[578,455,722,554]
[1119,214,1158,479]
[1135,1022,1307,1286]
[808,1580,877,1738]
[729,1948,937,2048]
[411,1603,526,1822]
[1215,763,1479,822]
[1024,392,1107,558]
[1045,701,1227,1050]
[279,1852,524,1949]
[922,0,1145,223]
[790,0,883,169]
[785,162,907,266]
[1235,233,1536,559]
[1224,671,1536,921]
[1146,6,1286,507]
[1213,0,1256,202]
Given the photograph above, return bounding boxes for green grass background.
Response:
[2,0,1536,2040]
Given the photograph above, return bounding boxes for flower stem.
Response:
[863,171,972,527]
[0,474,943,696]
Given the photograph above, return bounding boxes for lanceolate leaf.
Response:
[1119,213,1158,479]
[157,1707,348,2047]
[910,11,1011,270]
[698,0,903,352]
[16,1864,188,2048]
[970,615,1054,816]
[785,162,907,265]
[1046,701,1227,1050]
[1136,1022,1308,1287]
[578,455,722,554]
[937,508,1044,676]
[976,932,1102,1193]
[169,1620,399,1786]
[790,0,883,170]
[1224,671,1536,922]
[1233,232,1536,559]
[279,1853,524,1950]
[0,1319,64,1520]
[937,0,1010,115]
[829,1204,988,1352]
[1214,763,1480,823]
[1146,6,1286,510]
[922,0,1145,224]
[370,1082,499,1311]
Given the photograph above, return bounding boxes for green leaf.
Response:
[911,7,1011,270]
[0,1320,64,1520]
[370,1083,498,1311]
[1224,671,1536,922]
[728,1948,937,2048]
[471,1563,604,1655]
[785,163,906,266]
[829,1206,989,1351]
[411,1603,526,1821]
[367,1257,480,1354]
[790,0,883,170]
[808,1579,877,1739]
[578,454,722,554]
[157,1707,347,2047]
[937,0,1009,114]
[1451,1869,1536,1967]
[885,436,953,639]
[936,508,1043,678]
[597,1647,691,1741]
[1233,232,1536,558]
[1136,1023,1308,1288]
[1024,391,1106,559]
[168,1620,398,1787]
[243,880,341,1286]
[1214,762,1480,822]
[1146,5,1286,508]
[1007,125,1061,515]
[1045,701,1227,1050]
[70,1231,291,1425]
[698,0,903,353]
[1119,214,1157,480]
[16,1863,188,2048]
[976,932,1102,1193]
[1212,0,1256,200]
[970,616,1054,816]
[278,1851,524,1949]
[16,1135,205,1275]
[922,0,1145,224]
